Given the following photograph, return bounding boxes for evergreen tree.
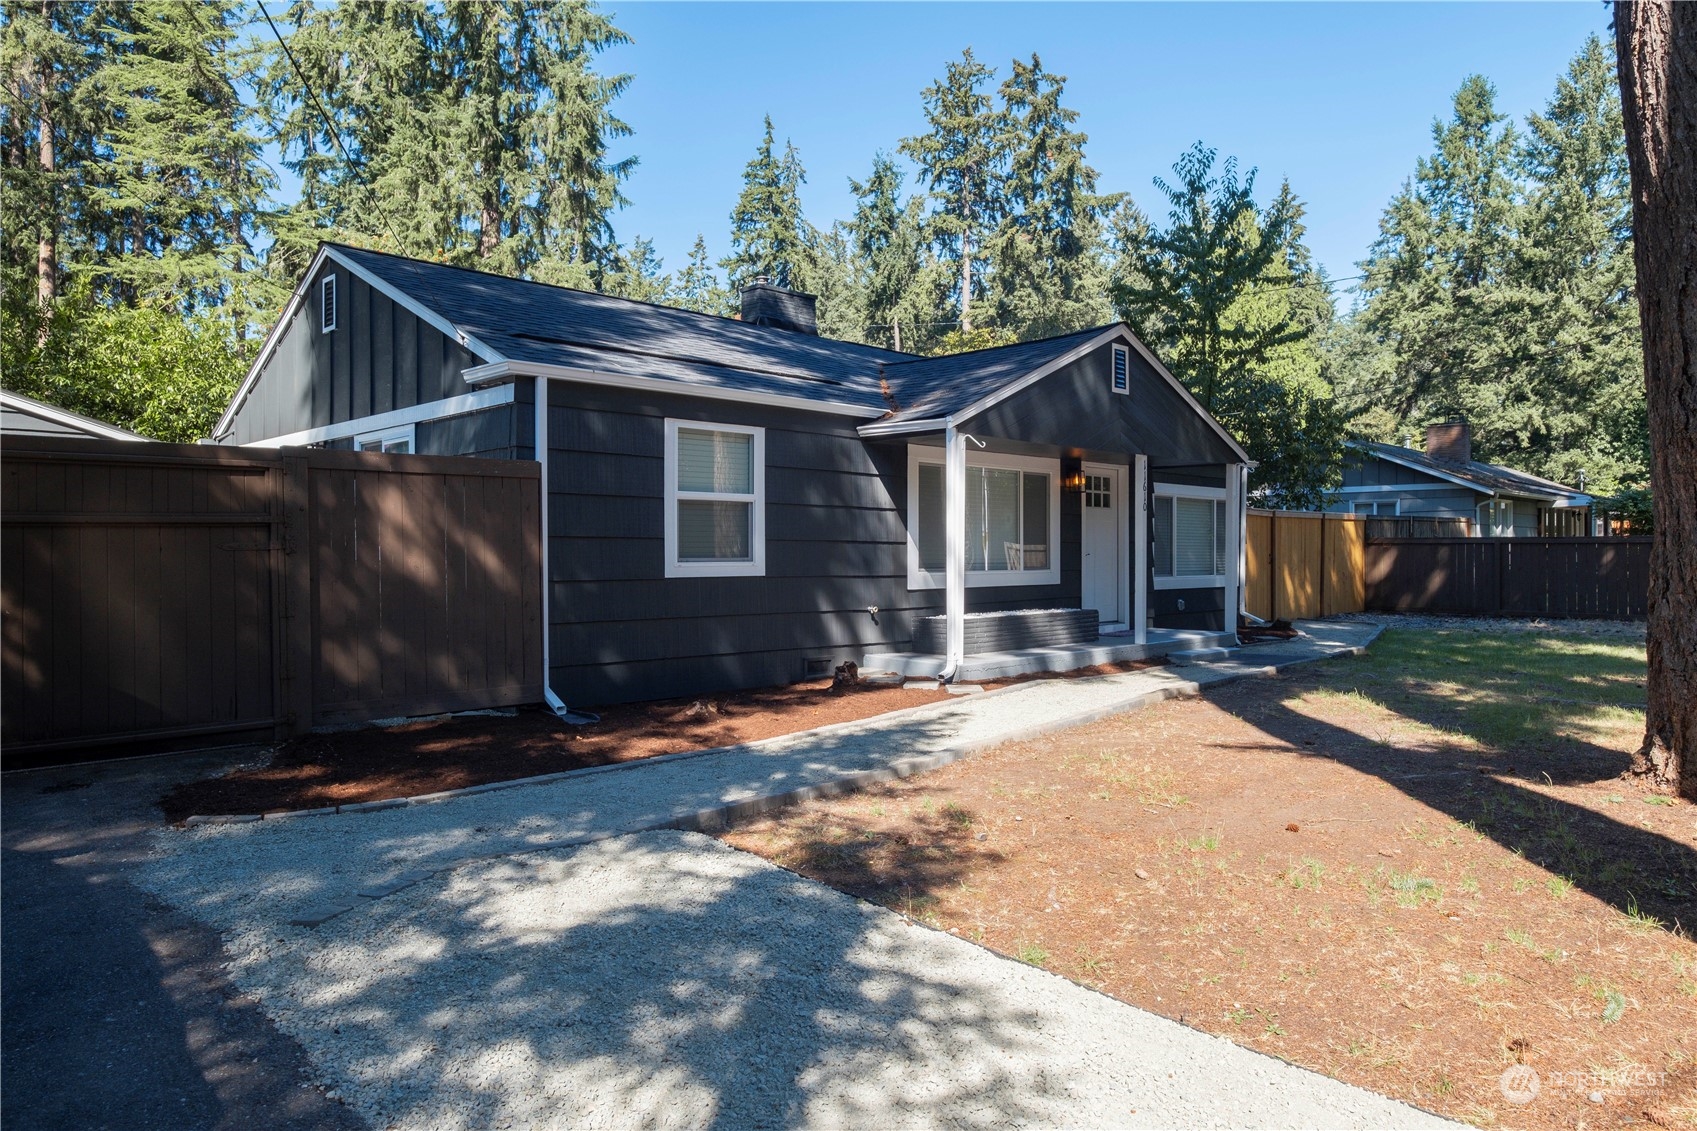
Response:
[673,233,728,316]
[601,236,672,304]
[721,116,813,292]
[900,49,1004,333]
[263,0,634,284]
[846,152,927,351]
[1113,143,1344,507]
[986,55,1116,340]
[1354,76,1521,425]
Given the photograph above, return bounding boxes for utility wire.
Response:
[258,2,414,259]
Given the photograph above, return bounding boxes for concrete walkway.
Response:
[121,620,1458,1129]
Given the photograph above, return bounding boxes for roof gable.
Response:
[1353,441,1589,504]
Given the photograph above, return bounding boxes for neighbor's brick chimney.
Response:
[1425,418,1472,463]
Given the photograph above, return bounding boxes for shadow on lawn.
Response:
[1229,635,1696,932]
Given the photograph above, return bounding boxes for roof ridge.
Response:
[881,323,1114,368]
[327,241,917,362]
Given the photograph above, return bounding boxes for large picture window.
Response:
[907,447,1061,589]
[665,419,764,577]
[1152,485,1227,588]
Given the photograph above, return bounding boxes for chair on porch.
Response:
[1003,542,1049,570]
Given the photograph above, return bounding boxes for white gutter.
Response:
[938,419,968,682]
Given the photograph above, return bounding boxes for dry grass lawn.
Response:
[720,628,1697,1129]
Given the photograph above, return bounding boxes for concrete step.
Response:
[1166,647,1237,665]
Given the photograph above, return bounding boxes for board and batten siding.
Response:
[223,258,484,445]
[542,382,1080,705]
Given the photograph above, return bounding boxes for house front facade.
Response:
[1328,422,1592,536]
[216,244,1248,708]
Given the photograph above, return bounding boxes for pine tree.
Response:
[1355,76,1521,426]
[721,116,812,292]
[847,152,927,350]
[986,55,1116,340]
[673,233,728,315]
[263,0,635,284]
[601,236,672,304]
[900,49,1004,333]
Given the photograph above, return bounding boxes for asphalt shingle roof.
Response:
[877,328,1110,421]
[332,245,910,410]
[1359,441,1587,501]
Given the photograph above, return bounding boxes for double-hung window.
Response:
[1151,484,1228,588]
[907,446,1061,589]
[665,419,765,577]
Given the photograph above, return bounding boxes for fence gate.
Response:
[1243,509,1367,622]
[2,436,542,763]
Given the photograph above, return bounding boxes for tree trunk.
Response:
[1615,0,1697,799]
[960,228,972,333]
[479,196,501,260]
[35,43,55,310]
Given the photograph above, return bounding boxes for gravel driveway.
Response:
[143,829,1452,1130]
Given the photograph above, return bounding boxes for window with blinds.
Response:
[665,421,764,576]
[1152,489,1228,583]
[909,449,1058,587]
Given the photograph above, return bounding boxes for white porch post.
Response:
[1224,462,1243,639]
[1132,454,1148,645]
[942,420,967,679]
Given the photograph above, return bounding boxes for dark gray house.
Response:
[1327,422,1592,536]
[215,243,1248,706]
[1,389,146,442]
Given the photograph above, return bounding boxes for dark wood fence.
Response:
[2,436,542,761]
[1364,537,1652,618]
[1365,515,1473,539]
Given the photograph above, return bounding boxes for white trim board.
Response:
[237,385,514,448]
[0,390,146,441]
[1336,482,1481,495]
[465,359,884,419]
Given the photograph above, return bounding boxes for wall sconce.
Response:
[1062,470,1087,494]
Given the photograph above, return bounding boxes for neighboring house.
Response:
[0,390,147,443]
[215,243,1250,706]
[1328,421,1592,537]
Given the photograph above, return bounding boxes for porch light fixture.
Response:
[1062,470,1087,494]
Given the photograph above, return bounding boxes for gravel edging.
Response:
[242,624,1383,929]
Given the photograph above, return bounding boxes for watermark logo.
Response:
[1500,1065,1542,1105]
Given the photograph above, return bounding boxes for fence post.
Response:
[279,449,314,736]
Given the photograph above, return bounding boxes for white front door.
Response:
[1081,462,1128,631]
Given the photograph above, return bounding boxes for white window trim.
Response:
[906,445,1062,591]
[354,422,415,453]
[1111,344,1130,395]
[321,274,338,333]
[1152,482,1228,590]
[664,418,765,578]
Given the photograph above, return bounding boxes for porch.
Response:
[862,626,1240,682]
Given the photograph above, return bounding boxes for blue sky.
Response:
[588,2,1613,308]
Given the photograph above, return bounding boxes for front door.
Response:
[1081,462,1128,631]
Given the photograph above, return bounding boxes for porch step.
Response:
[1166,646,1237,665]
[864,628,1237,682]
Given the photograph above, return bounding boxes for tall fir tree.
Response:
[986,55,1116,340]
[846,152,928,351]
[900,49,1004,333]
[1113,143,1344,507]
[673,233,728,315]
[263,0,634,285]
[720,116,812,292]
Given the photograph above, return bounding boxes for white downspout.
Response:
[534,377,596,723]
[939,420,968,682]
[1226,462,1245,641]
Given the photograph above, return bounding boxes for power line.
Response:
[258,2,413,258]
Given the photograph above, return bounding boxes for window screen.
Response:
[915,461,1051,575]
[917,463,944,572]
[676,428,751,494]
[1152,496,1174,577]
[672,425,757,566]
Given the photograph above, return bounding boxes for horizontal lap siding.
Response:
[546,385,1079,705]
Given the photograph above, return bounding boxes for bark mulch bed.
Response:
[159,680,948,823]
[721,631,1697,1130]
[157,657,1165,824]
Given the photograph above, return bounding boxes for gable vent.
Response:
[321,274,338,333]
[1111,345,1129,394]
